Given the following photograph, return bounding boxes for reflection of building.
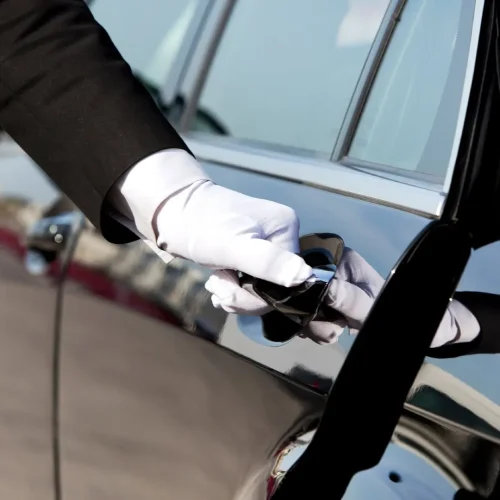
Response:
[408,363,500,437]
[269,362,500,498]
[268,364,500,499]
[0,198,43,232]
[407,364,500,496]
[0,196,227,337]
[70,221,227,336]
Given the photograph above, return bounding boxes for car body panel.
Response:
[0,138,63,499]
[58,0,500,498]
[0,0,498,499]
[57,162,500,498]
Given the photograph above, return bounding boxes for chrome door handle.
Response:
[239,233,345,345]
[24,211,84,276]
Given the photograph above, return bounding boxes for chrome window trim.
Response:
[337,0,484,190]
[159,0,215,105]
[185,135,445,217]
[332,0,405,161]
[443,0,485,195]
[340,156,443,189]
[179,0,237,132]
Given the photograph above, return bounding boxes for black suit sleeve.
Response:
[0,0,193,243]
[429,292,500,358]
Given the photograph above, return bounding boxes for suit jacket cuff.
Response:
[108,149,211,242]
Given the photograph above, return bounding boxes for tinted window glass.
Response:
[192,0,390,155]
[349,0,473,180]
[90,0,203,111]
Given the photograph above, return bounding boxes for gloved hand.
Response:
[204,245,384,344]
[146,171,479,349]
[154,179,313,287]
[303,247,481,348]
[301,247,384,344]
[206,243,480,348]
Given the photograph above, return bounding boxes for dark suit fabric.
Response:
[0,0,192,243]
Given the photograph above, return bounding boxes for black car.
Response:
[0,0,499,498]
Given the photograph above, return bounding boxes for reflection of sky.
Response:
[279,440,457,499]
[344,443,456,499]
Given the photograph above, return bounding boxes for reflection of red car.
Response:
[65,260,182,326]
[0,226,181,326]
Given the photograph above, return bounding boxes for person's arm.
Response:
[0,0,313,303]
[0,0,206,243]
[429,292,500,358]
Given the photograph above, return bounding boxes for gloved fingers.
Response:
[261,204,301,254]
[301,319,347,345]
[336,247,385,297]
[324,279,375,331]
[224,237,312,287]
[205,270,272,315]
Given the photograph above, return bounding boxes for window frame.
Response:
[89,0,214,109]
[336,0,484,188]
[173,0,485,219]
[158,0,215,106]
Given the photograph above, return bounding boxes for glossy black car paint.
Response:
[0,1,499,500]
[273,2,500,497]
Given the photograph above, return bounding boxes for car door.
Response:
[181,0,500,495]
[0,129,79,499]
[57,0,500,499]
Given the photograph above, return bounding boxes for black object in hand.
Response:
[239,233,345,343]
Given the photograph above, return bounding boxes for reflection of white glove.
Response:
[304,248,481,348]
[155,180,313,287]
[207,244,481,348]
[302,247,384,344]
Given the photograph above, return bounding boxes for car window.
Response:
[89,0,206,115]
[348,0,475,182]
[189,0,391,156]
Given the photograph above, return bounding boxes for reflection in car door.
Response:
[0,133,76,499]
[57,0,500,499]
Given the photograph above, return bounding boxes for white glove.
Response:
[308,248,481,348]
[154,179,313,287]
[206,245,481,348]
[205,246,384,344]
[113,149,311,291]
[310,248,481,348]
[115,150,479,349]
[301,247,384,344]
